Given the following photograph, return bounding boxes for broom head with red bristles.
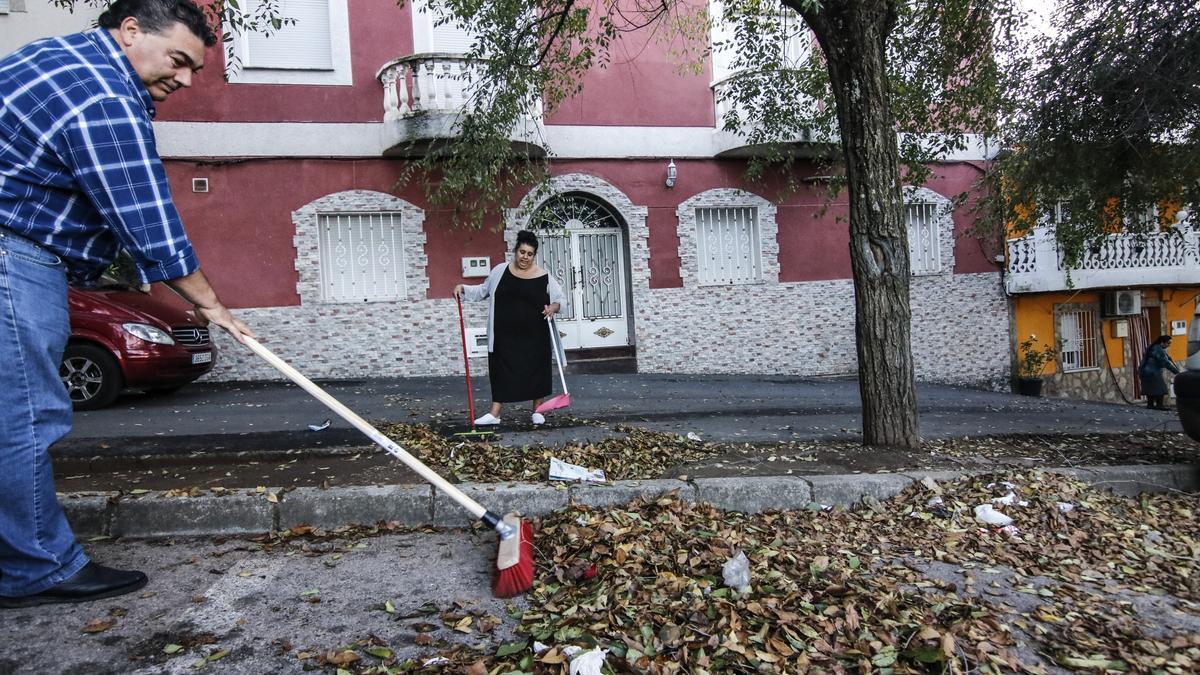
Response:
[493,513,535,597]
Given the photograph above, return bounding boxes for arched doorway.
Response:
[528,193,631,350]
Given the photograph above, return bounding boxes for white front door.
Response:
[531,195,630,350]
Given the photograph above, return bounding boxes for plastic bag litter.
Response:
[422,656,450,666]
[1056,502,1074,513]
[722,551,751,593]
[686,432,703,442]
[549,457,607,483]
[992,492,1029,507]
[974,504,1013,527]
[568,646,608,675]
[533,641,551,654]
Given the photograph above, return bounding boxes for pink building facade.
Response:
[2,0,1010,386]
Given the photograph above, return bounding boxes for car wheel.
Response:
[60,343,122,410]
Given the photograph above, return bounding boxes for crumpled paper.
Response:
[974,503,1014,526]
[549,457,607,483]
[722,550,751,593]
[567,646,609,675]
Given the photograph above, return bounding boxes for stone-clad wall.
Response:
[633,272,1009,387]
[206,270,1009,387]
[203,177,1009,388]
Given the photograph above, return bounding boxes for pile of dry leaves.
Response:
[301,470,1200,674]
[374,423,717,483]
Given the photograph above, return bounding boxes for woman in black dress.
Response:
[454,230,566,425]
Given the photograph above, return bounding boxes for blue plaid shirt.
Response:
[0,28,198,283]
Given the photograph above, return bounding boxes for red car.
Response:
[61,282,216,410]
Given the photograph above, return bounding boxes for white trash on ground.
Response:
[1056,502,1075,513]
[549,457,607,483]
[722,550,751,593]
[686,432,703,442]
[992,492,1029,507]
[307,418,331,432]
[568,647,609,675]
[974,503,1014,527]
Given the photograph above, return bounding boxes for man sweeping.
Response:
[0,0,253,608]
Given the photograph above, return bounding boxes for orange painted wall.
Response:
[1012,288,1200,374]
[1012,294,1064,376]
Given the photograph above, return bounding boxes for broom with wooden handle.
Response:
[241,336,534,597]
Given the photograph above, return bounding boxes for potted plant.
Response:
[1015,334,1057,396]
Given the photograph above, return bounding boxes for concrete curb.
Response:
[60,464,1200,538]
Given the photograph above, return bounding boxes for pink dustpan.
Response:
[536,392,571,413]
[536,318,571,413]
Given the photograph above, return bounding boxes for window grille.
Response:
[695,206,761,285]
[1059,309,1099,372]
[317,212,407,302]
[246,0,333,70]
[906,201,941,274]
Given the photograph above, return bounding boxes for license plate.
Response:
[192,351,212,364]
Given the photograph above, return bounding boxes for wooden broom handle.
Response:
[242,336,487,521]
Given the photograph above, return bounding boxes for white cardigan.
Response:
[461,262,568,363]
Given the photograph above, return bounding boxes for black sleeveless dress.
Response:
[489,268,552,402]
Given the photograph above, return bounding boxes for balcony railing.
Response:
[1005,225,1200,293]
[710,71,826,158]
[375,53,544,156]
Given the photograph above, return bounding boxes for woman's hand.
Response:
[542,302,560,319]
[453,284,464,299]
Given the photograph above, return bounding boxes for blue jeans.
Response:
[0,230,88,597]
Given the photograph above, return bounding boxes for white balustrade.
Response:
[377,54,540,121]
[1006,224,1200,293]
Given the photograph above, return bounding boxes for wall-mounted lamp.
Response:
[665,159,677,188]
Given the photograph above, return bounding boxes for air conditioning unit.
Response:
[1103,290,1142,317]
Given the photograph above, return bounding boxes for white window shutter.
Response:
[317,212,408,303]
[0,0,11,14]
[906,202,941,275]
[430,12,475,53]
[696,206,761,285]
[709,0,736,82]
[246,0,333,70]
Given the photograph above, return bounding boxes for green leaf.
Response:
[872,646,898,667]
[496,640,528,657]
[364,647,392,659]
[163,644,184,654]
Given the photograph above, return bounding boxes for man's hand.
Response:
[195,304,256,344]
[164,270,256,344]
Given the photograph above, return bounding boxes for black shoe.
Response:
[0,562,148,609]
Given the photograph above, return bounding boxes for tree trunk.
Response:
[798,0,920,448]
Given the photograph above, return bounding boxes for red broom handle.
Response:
[456,295,476,422]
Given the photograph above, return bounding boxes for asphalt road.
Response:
[61,374,1185,457]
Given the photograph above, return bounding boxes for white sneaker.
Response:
[474,413,501,426]
[531,412,546,425]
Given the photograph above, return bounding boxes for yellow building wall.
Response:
[1012,287,1199,374]
[1012,295,1063,376]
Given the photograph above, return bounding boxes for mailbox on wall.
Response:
[461,256,491,278]
[465,326,488,358]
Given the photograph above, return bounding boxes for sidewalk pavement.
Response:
[51,374,1197,539]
